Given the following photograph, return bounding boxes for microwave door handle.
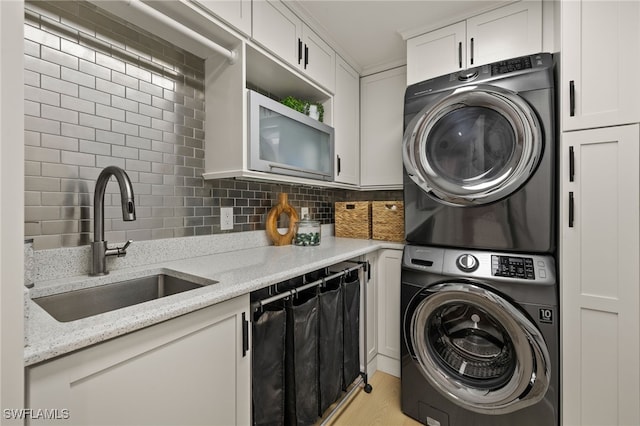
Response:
[268,163,332,178]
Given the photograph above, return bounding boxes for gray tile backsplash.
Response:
[23,0,402,251]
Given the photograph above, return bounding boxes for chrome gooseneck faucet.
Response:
[91,166,136,276]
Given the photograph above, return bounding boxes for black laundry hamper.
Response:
[318,276,344,415]
[342,270,361,388]
[285,290,320,426]
[252,305,287,426]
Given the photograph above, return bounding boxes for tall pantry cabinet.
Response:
[560,2,640,425]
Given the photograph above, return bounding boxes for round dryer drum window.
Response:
[403,85,542,206]
[407,281,550,415]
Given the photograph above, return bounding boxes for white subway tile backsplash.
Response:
[41,163,80,179]
[42,45,78,70]
[111,145,138,160]
[25,116,61,135]
[79,140,110,156]
[79,86,110,105]
[22,0,353,250]
[41,105,79,125]
[61,150,95,167]
[79,59,110,80]
[25,86,60,107]
[42,75,79,97]
[95,129,124,145]
[61,94,95,114]
[125,111,151,127]
[42,134,79,152]
[61,67,96,88]
[24,25,60,50]
[62,39,95,62]
[61,122,95,140]
[79,112,110,130]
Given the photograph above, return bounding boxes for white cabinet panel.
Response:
[27,295,251,426]
[407,22,465,84]
[561,0,640,130]
[252,0,301,66]
[406,0,542,85]
[561,125,640,426]
[466,0,541,68]
[333,56,359,185]
[360,66,406,189]
[376,249,402,377]
[192,0,251,35]
[302,24,336,93]
[252,1,335,92]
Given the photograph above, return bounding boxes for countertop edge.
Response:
[24,238,404,366]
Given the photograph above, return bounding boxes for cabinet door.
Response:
[27,295,251,426]
[333,56,360,185]
[406,21,466,85]
[561,125,640,426]
[360,66,406,189]
[362,251,378,367]
[192,0,251,35]
[252,0,302,66]
[466,0,542,68]
[561,1,640,131]
[301,24,336,93]
[376,249,402,377]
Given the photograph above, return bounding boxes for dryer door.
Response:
[402,85,542,206]
[405,280,550,414]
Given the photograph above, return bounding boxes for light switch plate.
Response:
[301,207,309,217]
[220,207,233,230]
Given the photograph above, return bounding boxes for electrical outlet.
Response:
[220,207,233,230]
[301,207,309,217]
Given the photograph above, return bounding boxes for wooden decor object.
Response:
[334,201,371,239]
[372,201,405,242]
[266,193,299,246]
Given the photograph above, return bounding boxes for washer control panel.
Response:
[456,254,479,272]
[491,255,535,280]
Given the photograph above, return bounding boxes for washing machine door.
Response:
[403,85,542,206]
[405,280,550,415]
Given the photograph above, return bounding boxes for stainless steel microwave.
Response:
[248,90,335,181]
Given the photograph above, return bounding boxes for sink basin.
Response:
[33,274,217,322]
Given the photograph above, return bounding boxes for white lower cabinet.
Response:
[362,251,378,370]
[561,124,640,426]
[376,249,402,377]
[26,295,251,426]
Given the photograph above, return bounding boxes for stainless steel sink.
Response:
[33,274,217,322]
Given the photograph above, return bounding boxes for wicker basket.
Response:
[372,201,405,242]
[334,202,371,239]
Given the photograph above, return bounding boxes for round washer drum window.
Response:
[402,85,542,206]
[408,282,551,415]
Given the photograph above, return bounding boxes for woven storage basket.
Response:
[372,201,405,242]
[334,202,371,239]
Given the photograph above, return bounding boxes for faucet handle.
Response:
[105,240,133,258]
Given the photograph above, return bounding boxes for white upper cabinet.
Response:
[360,66,406,189]
[561,0,640,131]
[191,0,251,36]
[407,22,466,85]
[406,1,542,85]
[333,56,360,186]
[252,0,335,92]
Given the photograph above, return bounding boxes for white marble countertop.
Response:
[25,237,404,366]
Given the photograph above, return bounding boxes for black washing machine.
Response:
[402,53,556,253]
[401,245,559,426]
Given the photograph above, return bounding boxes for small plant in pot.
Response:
[280,96,324,122]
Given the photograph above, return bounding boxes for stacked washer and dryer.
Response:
[400,53,559,426]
